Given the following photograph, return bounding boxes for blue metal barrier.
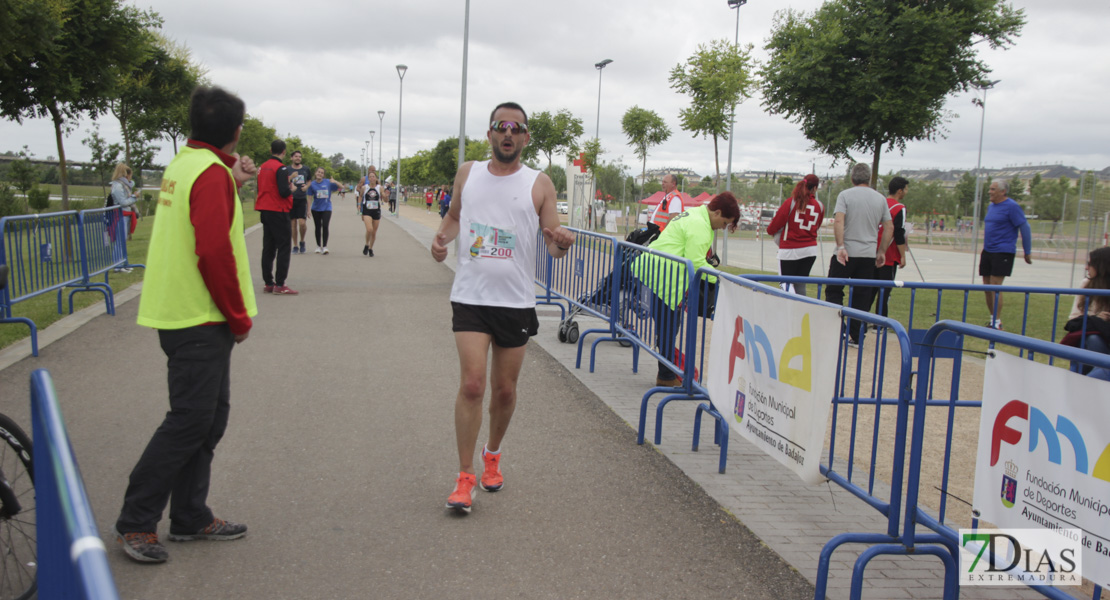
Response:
[0,208,139,356]
[904,322,1108,600]
[30,368,120,599]
[539,228,641,372]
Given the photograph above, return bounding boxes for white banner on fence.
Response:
[706,283,841,484]
[973,350,1110,589]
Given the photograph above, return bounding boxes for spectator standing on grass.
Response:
[767,174,823,297]
[109,163,141,241]
[871,176,910,319]
[825,163,892,346]
[114,86,258,564]
[980,179,1032,330]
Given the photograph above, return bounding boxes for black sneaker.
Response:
[168,517,247,542]
[362,245,369,256]
[299,241,306,253]
[368,248,374,257]
[115,527,169,563]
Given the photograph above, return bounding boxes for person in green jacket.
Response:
[634,192,740,387]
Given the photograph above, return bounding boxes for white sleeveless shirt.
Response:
[450,161,541,308]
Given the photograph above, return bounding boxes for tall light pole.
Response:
[369,131,375,172]
[594,59,612,141]
[587,58,612,230]
[396,64,408,216]
[969,79,999,283]
[722,0,748,266]
[458,0,471,170]
[377,110,385,170]
[364,140,370,172]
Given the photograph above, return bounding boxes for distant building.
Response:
[897,164,1109,190]
[635,167,701,186]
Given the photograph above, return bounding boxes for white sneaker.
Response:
[314,247,323,254]
[322,247,329,255]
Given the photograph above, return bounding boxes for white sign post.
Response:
[706,284,841,484]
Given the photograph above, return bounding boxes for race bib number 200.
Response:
[468,222,516,260]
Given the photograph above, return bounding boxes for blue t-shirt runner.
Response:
[308,179,340,212]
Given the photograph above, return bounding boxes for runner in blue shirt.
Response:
[980,179,1033,329]
[306,167,341,255]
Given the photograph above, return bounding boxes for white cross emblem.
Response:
[792,204,820,230]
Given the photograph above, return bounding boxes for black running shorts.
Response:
[451,302,539,348]
[290,198,308,220]
[979,251,1015,278]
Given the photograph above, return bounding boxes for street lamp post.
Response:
[458,0,471,170]
[369,131,375,172]
[396,64,408,217]
[587,58,612,230]
[377,111,385,170]
[364,140,370,172]
[969,79,999,283]
[722,0,748,266]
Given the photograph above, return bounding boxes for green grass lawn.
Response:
[0,201,261,351]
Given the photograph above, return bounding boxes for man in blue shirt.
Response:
[980,179,1032,330]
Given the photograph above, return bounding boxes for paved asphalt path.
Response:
[0,206,813,599]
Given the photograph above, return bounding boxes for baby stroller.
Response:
[556,225,660,344]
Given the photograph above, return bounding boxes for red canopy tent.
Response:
[689,192,713,206]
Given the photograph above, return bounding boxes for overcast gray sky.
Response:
[3,0,1107,181]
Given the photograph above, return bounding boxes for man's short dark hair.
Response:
[888,176,909,196]
[291,150,302,157]
[489,102,528,126]
[271,140,287,155]
[188,86,245,149]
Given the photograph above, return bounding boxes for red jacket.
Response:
[877,197,906,266]
[255,157,292,212]
[767,196,824,250]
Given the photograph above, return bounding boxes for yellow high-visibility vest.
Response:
[137,146,258,329]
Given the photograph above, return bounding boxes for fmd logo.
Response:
[727,314,812,391]
[990,400,1110,482]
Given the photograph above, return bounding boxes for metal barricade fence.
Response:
[31,368,120,599]
[906,322,1109,600]
[692,270,929,598]
[537,228,643,372]
[79,206,143,283]
[1,211,108,356]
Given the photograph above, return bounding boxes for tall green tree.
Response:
[762,0,1025,187]
[238,115,278,168]
[523,109,584,171]
[82,125,122,194]
[669,39,755,186]
[0,0,159,209]
[620,106,671,188]
[127,35,205,156]
[8,146,40,196]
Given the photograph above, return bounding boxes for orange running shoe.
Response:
[446,472,477,513]
[480,446,504,492]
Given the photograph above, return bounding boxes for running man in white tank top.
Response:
[431,102,576,514]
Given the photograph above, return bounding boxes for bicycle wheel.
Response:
[0,413,35,600]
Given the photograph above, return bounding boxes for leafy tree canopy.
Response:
[620,106,670,185]
[761,0,1025,185]
[523,109,584,171]
[669,38,755,186]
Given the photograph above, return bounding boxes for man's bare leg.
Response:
[486,343,527,453]
[454,331,492,474]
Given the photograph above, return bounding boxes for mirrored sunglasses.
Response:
[490,120,528,134]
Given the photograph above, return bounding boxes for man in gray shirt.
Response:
[826,163,893,345]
